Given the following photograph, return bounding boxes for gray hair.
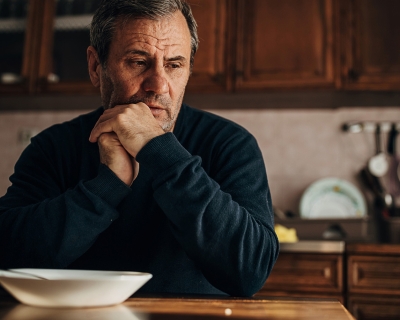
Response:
[90,0,198,69]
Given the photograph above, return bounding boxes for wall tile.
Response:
[0,107,399,216]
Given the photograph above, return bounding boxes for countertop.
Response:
[279,240,345,253]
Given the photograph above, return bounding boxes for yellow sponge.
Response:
[274,224,299,243]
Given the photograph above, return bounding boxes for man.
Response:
[0,0,279,296]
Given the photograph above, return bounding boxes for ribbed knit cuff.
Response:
[136,133,191,176]
[84,164,132,207]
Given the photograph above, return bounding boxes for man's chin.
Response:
[158,119,175,132]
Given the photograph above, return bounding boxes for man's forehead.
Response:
[121,32,185,50]
[114,12,190,50]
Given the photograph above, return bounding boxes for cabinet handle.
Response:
[323,267,331,279]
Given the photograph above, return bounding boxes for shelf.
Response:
[0,18,26,32]
[0,14,92,33]
[54,14,92,31]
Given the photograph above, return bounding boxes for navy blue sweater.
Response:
[0,104,279,296]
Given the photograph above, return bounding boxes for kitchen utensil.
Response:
[368,123,389,177]
[0,270,46,280]
[300,178,367,219]
[1,269,48,280]
[360,168,394,217]
[387,123,400,198]
[0,269,152,307]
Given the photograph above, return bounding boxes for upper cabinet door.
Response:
[235,0,336,91]
[341,0,400,90]
[0,0,31,94]
[38,0,229,94]
[36,0,100,94]
[186,0,230,92]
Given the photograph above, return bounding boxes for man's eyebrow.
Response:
[165,55,186,62]
[127,50,151,57]
[127,50,186,63]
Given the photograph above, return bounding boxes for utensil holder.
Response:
[382,215,400,243]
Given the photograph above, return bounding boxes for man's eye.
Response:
[130,60,146,67]
[167,63,181,69]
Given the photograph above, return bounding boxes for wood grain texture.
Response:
[347,295,400,320]
[259,253,343,294]
[235,0,336,90]
[340,0,400,90]
[124,297,355,319]
[348,255,400,295]
[186,0,230,93]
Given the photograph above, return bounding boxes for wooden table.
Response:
[0,294,355,319]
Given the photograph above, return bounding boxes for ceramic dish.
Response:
[300,178,367,219]
[0,269,152,308]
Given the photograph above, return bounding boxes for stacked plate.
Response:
[300,178,367,219]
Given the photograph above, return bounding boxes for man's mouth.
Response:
[148,105,165,116]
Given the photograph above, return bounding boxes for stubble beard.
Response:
[100,69,185,133]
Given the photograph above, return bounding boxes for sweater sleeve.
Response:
[0,135,131,269]
[136,132,279,297]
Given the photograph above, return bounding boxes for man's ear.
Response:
[87,46,102,87]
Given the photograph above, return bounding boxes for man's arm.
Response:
[0,131,131,268]
[89,103,279,296]
[136,132,279,297]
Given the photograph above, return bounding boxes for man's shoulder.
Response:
[176,104,258,158]
[179,104,252,139]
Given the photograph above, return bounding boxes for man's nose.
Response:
[142,66,169,95]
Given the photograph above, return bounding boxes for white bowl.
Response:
[0,269,152,308]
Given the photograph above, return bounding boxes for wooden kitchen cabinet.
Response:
[43,0,231,94]
[36,0,100,94]
[340,0,400,90]
[255,242,344,303]
[346,243,400,320]
[186,0,232,92]
[0,0,99,95]
[2,0,400,97]
[1,0,230,95]
[348,296,400,320]
[0,0,31,94]
[235,0,337,90]
[256,242,400,319]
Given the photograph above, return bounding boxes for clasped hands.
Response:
[89,103,165,185]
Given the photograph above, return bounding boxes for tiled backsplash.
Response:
[1,105,399,215]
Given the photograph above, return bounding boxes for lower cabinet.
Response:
[347,296,400,320]
[347,244,400,320]
[256,243,400,320]
[255,251,344,303]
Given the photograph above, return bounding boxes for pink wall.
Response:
[1,106,399,215]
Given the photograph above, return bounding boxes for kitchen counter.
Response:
[279,240,345,253]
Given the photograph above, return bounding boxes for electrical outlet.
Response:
[18,128,39,146]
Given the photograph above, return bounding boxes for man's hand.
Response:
[97,132,139,186]
[89,103,165,184]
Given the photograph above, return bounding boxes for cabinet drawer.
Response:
[259,253,343,294]
[348,255,400,295]
[347,296,400,320]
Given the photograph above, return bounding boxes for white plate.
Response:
[0,269,152,308]
[300,178,367,219]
